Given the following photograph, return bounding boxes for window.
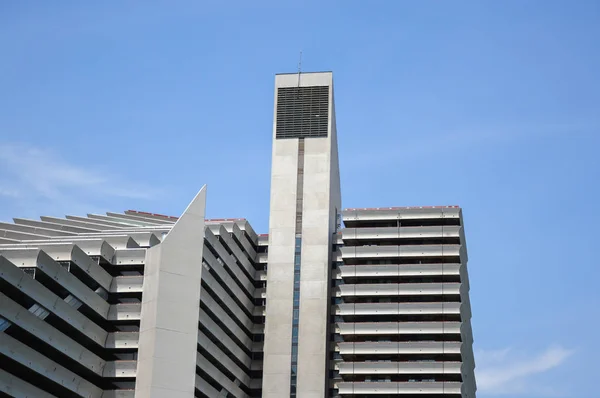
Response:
[290,236,303,393]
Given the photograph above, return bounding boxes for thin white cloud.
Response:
[0,185,21,198]
[0,143,160,211]
[476,345,574,396]
[476,347,512,366]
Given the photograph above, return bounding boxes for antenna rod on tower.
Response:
[297,51,302,88]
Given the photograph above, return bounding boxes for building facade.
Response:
[0,71,476,398]
[334,207,476,397]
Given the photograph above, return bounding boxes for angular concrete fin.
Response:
[135,185,206,398]
[162,185,206,245]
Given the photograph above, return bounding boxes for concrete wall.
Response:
[262,134,299,397]
[295,136,332,397]
[134,187,206,398]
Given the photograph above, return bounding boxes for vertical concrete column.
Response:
[135,187,206,398]
[296,137,332,398]
[296,84,341,398]
[262,138,299,397]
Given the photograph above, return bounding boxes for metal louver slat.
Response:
[276,86,329,139]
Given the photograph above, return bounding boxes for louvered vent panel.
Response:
[276,86,329,139]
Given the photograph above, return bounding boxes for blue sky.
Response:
[1,1,598,396]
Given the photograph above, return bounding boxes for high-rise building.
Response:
[0,71,476,398]
[334,207,476,397]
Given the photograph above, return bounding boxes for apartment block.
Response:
[0,192,266,397]
[332,207,476,397]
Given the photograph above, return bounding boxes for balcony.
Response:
[102,360,137,378]
[342,207,461,223]
[336,283,461,297]
[107,303,141,321]
[336,322,461,335]
[342,226,461,241]
[336,381,462,394]
[337,361,462,374]
[337,264,461,279]
[105,332,139,349]
[341,245,461,260]
[336,341,462,355]
[110,275,143,293]
[334,302,462,316]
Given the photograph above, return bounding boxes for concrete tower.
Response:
[262,72,341,398]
